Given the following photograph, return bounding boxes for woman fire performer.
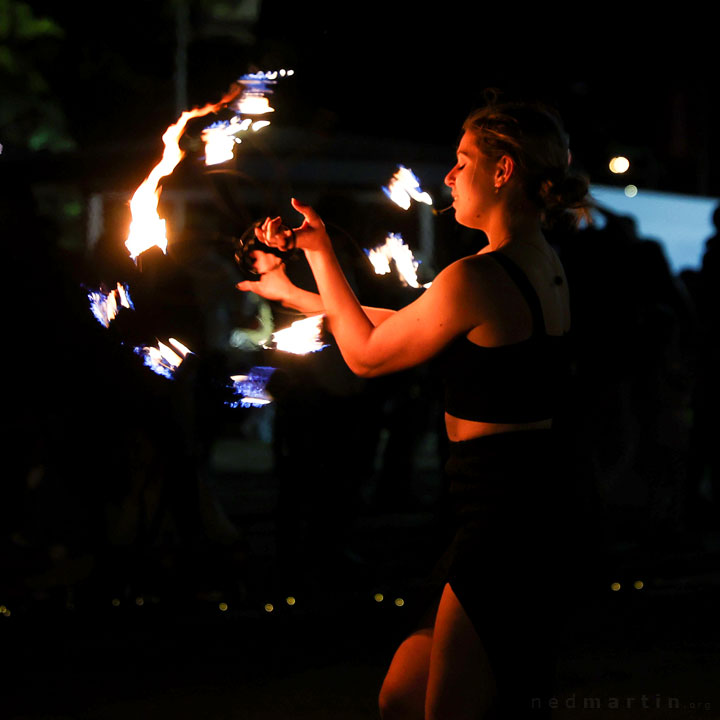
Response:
[238,97,592,719]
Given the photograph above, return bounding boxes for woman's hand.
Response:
[254,198,331,253]
[236,253,295,304]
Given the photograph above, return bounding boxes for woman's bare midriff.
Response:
[445,413,552,443]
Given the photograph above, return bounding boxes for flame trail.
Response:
[202,118,245,166]
[232,69,293,115]
[201,116,273,166]
[134,337,193,379]
[201,69,291,166]
[267,315,329,354]
[87,282,135,327]
[383,165,433,210]
[366,233,431,289]
[125,86,241,262]
[228,366,276,408]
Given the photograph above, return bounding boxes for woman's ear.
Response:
[494,154,516,189]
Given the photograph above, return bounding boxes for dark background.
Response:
[3,3,720,718]
[5,1,719,197]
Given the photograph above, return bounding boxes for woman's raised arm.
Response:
[255,199,480,377]
[235,243,397,326]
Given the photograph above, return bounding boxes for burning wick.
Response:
[87,282,135,328]
[134,337,193,379]
[125,86,241,262]
[383,165,433,210]
[266,315,329,355]
[366,234,431,289]
[228,366,276,408]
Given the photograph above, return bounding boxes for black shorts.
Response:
[423,429,587,717]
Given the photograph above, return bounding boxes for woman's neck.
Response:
[483,207,544,253]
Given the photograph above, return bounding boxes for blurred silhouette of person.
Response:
[625,237,698,548]
[686,203,720,529]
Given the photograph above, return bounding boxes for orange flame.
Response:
[268,315,329,354]
[366,234,431,289]
[125,87,241,261]
[383,166,433,210]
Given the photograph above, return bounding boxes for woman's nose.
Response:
[444,168,455,187]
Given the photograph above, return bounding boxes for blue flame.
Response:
[238,69,292,93]
[231,69,294,114]
[227,366,276,408]
[87,282,135,328]
[133,346,175,380]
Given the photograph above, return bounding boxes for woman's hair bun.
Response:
[464,94,593,227]
[540,172,592,226]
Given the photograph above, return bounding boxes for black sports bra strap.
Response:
[491,252,546,336]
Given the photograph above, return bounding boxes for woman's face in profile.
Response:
[444,131,496,230]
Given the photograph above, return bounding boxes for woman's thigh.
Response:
[425,583,496,720]
[379,627,433,720]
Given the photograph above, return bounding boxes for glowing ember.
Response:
[228,366,276,408]
[125,87,240,262]
[366,233,431,289]
[267,314,329,354]
[383,165,433,210]
[88,282,135,327]
[135,337,193,379]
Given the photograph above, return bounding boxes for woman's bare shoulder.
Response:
[437,253,507,291]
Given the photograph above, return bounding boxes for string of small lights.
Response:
[1,576,656,625]
[0,587,417,622]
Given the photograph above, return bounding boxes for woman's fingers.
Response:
[268,216,282,235]
[254,217,292,249]
[291,198,321,225]
[253,203,326,253]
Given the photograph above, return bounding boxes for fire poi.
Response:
[124,69,291,262]
[86,68,444,412]
[124,88,240,262]
[87,70,306,405]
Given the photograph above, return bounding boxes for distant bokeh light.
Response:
[609,156,630,174]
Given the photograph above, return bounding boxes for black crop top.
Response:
[442,252,570,424]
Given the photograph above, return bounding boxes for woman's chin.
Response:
[454,211,475,229]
